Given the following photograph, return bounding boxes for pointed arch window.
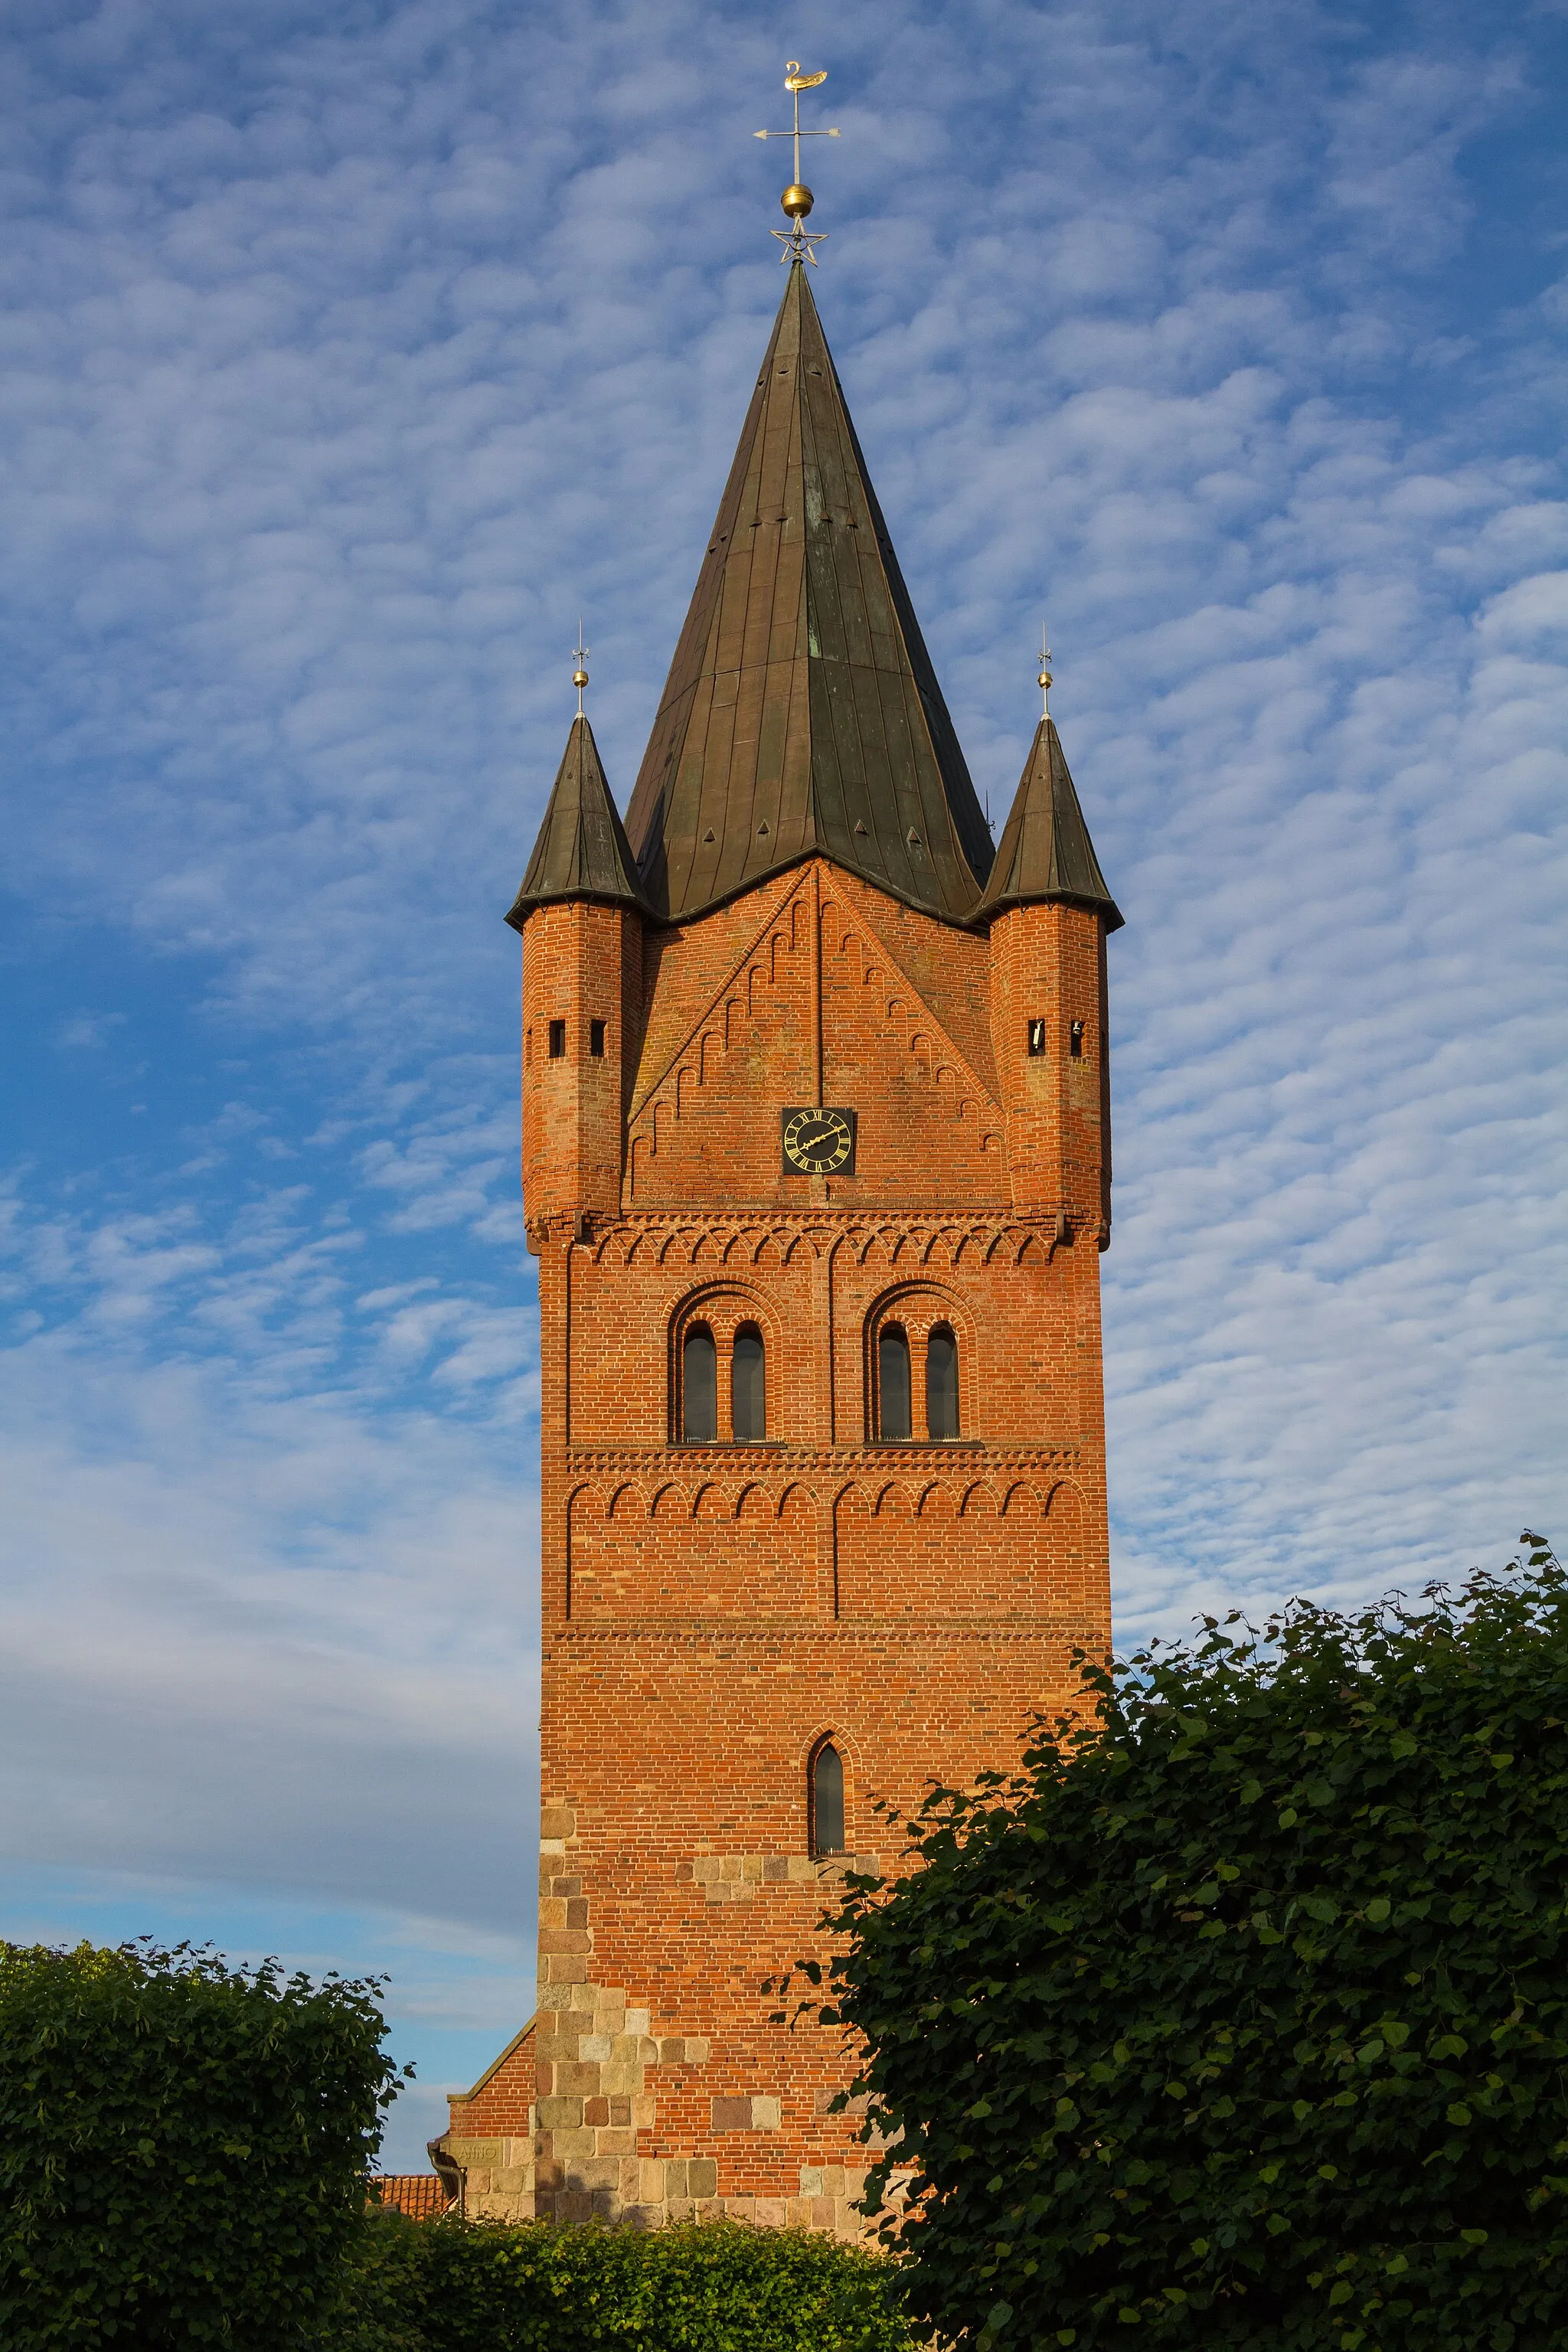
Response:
[809,1739,845,1857]
[877,1325,911,1442]
[682,1325,717,1443]
[926,1325,959,1440]
[732,1325,766,1442]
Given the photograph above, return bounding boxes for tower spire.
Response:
[622,263,994,926]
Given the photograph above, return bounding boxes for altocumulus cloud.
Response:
[0,0,1565,2158]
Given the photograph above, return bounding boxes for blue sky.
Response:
[2,0,1564,2170]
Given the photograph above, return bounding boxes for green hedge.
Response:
[332,2209,918,2351]
[809,1535,1568,2351]
[0,1939,401,2349]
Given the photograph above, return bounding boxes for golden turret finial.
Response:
[572,618,590,717]
[1038,620,1053,718]
[755,61,839,264]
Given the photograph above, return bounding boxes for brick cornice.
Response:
[546,1622,1106,1643]
[557,1442,1086,1472]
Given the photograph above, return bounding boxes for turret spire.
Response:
[506,701,645,931]
[975,701,1122,929]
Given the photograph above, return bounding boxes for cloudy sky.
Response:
[2,0,1563,2167]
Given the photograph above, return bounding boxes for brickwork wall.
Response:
[437,2018,536,2220]
[501,854,1114,2231]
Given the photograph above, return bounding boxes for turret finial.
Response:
[755,62,838,265]
[572,617,590,717]
[1037,619,1053,717]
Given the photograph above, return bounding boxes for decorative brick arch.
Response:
[863,1279,979,1445]
[668,1282,784,1445]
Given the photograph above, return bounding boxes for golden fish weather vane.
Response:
[755,61,839,263]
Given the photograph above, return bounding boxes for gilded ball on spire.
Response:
[781,183,814,218]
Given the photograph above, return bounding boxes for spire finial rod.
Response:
[572,617,590,717]
[1038,619,1053,718]
[755,61,838,264]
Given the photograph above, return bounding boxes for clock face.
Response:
[781,1106,857,1175]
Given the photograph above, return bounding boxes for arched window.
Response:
[926,1324,959,1440]
[810,1739,845,1856]
[877,1325,911,1442]
[682,1325,717,1442]
[732,1325,766,1442]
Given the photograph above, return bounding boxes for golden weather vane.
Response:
[1038,620,1053,717]
[572,618,590,717]
[754,61,839,263]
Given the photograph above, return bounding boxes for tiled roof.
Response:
[370,2173,452,2221]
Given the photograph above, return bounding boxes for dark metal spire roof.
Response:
[505,713,646,931]
[622,263,995,927]
[976,717,1123,930]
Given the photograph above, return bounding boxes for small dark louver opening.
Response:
[682,1326,717,1443]
[877,1325,911,1442]
[547,1018,567,1059]
[811,1740,845,1856]
[926,1325,959,1440]
[732,1326,766,1442]
[1070,1020,1085,1060]
[590,1019,606,1057]
[1027,1018,1046,1057]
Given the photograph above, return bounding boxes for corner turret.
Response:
[509,714,645,1246]
[982,717,1121,1238]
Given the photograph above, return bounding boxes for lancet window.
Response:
[731,1326,766,1442]
[926,1324,960,1440]
[809,1739,845,1857]
[681,1325,717,1443]
[877,1325,912,1442]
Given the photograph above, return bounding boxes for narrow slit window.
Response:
[877,1325,911,1442]
[1070,1020,1085,1060]
[810,1740,845,1857]
[590,1019,606,1057]
[732,1325,766,1442]
[682,1325,717,1442]
[1027,1018,1046,1057]
[926,1325,959,1440]
[547,1018,567,1060]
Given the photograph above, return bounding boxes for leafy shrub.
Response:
[0,1939,401,2349]
[332,2207,916,2351]
[811,1536,1568,2351]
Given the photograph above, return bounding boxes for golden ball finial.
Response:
[573,668,589,692]
[781,182,814,219]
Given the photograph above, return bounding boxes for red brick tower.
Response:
[454,260,1122,2231]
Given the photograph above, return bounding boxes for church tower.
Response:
[465,251,1121,2232]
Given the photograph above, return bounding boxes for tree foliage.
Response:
[333,2208,916,2350]
[0,1938,401,2348]
[808,1537,1568,2351]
